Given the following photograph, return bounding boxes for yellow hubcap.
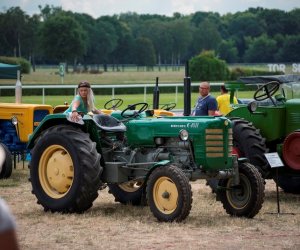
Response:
[153,177,178,214]
[39,145,74,199]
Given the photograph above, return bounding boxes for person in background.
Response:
[193,81,217,116]
[216,85,238,115]
[0,198,19,250]
[64,81,102,122]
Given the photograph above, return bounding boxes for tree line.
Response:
[0,5,299,70]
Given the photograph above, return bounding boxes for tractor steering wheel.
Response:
[121,102,148,118]
[253,81,280,105]
[104,98,124,110]
[160,102,176,111]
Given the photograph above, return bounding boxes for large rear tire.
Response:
[0,143,12,179]
[230,118,269,178]
[29,125,103,213]
[108,180,146,206]
[146,165,192,222]
[218,162,265,218]
[274,174,300,194]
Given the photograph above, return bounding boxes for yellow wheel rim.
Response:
[226,174,251,209]
[119,180,144,192]
[39,145,74,199]
[153,176,178,214]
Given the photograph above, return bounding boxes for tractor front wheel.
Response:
[29,125,103,213]
[218,162,265,218]
[146,165,192,222]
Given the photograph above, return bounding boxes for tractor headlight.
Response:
[11,116,18,125]
[247,101,258,113]
[179,129,189,141]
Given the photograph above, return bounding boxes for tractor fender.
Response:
[27,114,93,149]
[144,160,171,182]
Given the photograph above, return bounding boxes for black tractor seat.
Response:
[93,114,126,132]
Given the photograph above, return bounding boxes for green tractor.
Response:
[225,74,300,194]
[27,102,264,222]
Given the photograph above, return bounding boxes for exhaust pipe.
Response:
[183,61,191,116]
[15,70,22,103]
[153,77,159,109]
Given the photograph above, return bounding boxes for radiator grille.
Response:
[205,128,232,157]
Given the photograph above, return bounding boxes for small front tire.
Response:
[218,162,265,218]
[146,165,192,222]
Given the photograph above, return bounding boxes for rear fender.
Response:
[26,114,97,149]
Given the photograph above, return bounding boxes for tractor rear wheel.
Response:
[146,165,192,222]
[274,174,300,194]
[0,143,12,179]
[108,180,146,206]
[29,125,103,213]
[230,118,269,178]
[218,162,265,218]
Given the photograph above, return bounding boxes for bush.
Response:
[230,67,283,80]
[189,51,230,81]
[0,56,31,74]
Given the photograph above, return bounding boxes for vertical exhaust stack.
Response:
[15,70,22,104]
[153,77,160,109]
[183,61,191,116]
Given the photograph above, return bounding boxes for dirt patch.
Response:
[1,167,300,250]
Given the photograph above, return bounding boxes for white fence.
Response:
[0,82,223,104]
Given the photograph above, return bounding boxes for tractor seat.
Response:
[93,114,126,132]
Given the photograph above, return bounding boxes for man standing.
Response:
[193,82,217,116]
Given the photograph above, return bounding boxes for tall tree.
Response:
[275,35,300,62]
[133,37,156,66]
[244,35,277,63]
[258,9,286,36]
[0,7,29,57]
[168,19,192,64]
[39,13,86,66]
[217,39,238,63]
[136,20,173,64]
[227,12,266,59]
[190,19,222,56]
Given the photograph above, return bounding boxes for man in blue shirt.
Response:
[193,81,217,116]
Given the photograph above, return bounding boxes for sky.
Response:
[1,0,299,18]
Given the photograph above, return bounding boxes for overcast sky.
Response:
[1,0,299,18]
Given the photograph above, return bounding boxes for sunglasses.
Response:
[78,81,91,88]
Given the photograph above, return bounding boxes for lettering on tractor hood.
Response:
[170,123,199,129]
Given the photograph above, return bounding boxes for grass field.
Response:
[0,165,299,250]
[0,67,185,85]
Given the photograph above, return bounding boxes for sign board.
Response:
[59,63,65,77]
[264,153,284,168]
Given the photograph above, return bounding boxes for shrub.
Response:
[230,67,283,80]
[189,50,230,81]
[0,56,31,74]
